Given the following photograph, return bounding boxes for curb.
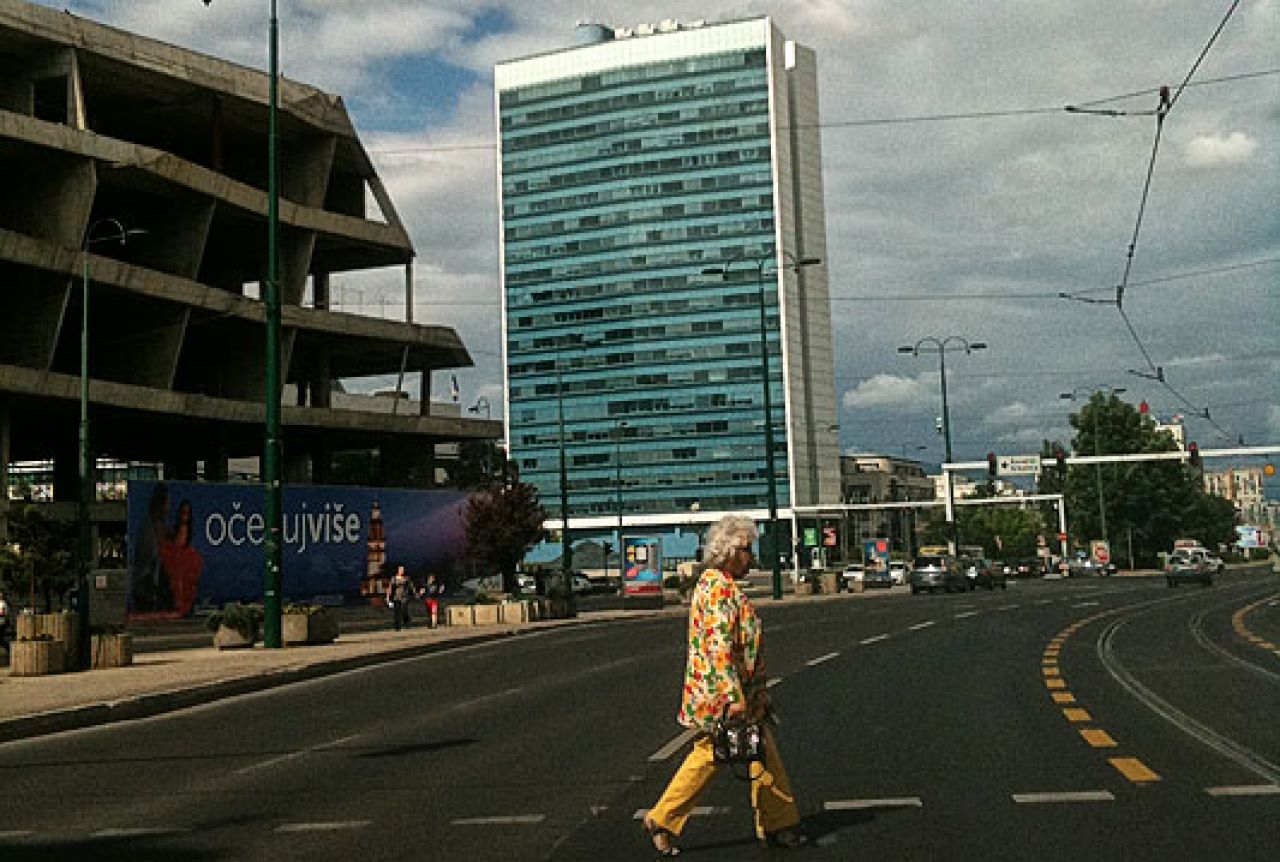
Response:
[0,620,616,745]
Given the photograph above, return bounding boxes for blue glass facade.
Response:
[498,23,814,524]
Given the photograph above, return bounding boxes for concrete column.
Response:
[313,272,330,311]
[419,368,431,417]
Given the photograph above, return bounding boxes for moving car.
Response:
[909,554,963,594]
[1165,550,1213,587]
[963,558,1008,591]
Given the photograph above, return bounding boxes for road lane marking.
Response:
[236,733,363,776]
[1073,601,1100,607]
[907,621,936,631]
[634,807,729,820]
[275,821,371,833]
[1012,791,1114,804]
[1045,678,1066,690]
[0,831,35,838]
[452,815,545,826]
[1052,692,1077,704]
[1042,667,1061,677]
[806,652,839,667]
[1205,785,1280,797]
[1080,728,1117,748]
[954,611,979,619]
[823,797,923,811]
[1109,757,1160,783]
[1035,599,1054,605]
[1042,659,1058,666]
[998,604,1019,611]
[1063,708,1092,722]
[766,677,783,689]
[92,828,191,838]
[648,728,697,762]
[860,634,889,645]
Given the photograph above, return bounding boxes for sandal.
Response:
[643,816,680,856]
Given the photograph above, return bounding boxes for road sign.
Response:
[997,454,1042,476]
[1090,540,1110,565]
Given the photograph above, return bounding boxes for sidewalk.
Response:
[0,606,675,744]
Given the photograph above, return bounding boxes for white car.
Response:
[888,562,908,586]
[841,564,865,589]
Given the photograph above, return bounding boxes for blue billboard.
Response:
[126,480,471,616]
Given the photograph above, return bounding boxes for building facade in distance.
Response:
[495,17,839,538]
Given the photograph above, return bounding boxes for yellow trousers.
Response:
[648,725,799,839]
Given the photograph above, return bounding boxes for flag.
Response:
[450,374,460,403]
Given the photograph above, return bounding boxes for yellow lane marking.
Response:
[1109,757,1160,783]
[1042,659,1058,667]
[1045,678,1066,690]
[1052,692,1077,704]
[1080,729,1117,748]
[1042,667,1061,677]
[1063,708,1092,722]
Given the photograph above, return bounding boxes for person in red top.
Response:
[643,514,804,855]
[420,574,444,628]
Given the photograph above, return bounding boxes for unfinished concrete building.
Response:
[0,3,497,543]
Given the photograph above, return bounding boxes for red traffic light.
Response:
[986,452,998,478]
[1188,441,1200,468]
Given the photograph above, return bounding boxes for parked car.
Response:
[862,566,893,589]
[1165,550,1213,587]
[1011,558,1045,578]
[1067,554,1116,577]
[888,561,908,586]
[841,564,865,590]
[571,574,595,595]
[909,554,963,594]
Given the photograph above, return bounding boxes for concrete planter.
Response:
[447,605,474,627]
[794,581,814,597]
[472,604,501,625]
[10,638,66,676]
[213,624,256,650]
[282,609,339,645]
[500,601,529,624]
[91,633,134,669]
[820,573,840,595]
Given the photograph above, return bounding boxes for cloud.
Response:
[842,374,935,408]
[1183,132,1259,167]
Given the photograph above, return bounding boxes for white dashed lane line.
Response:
[451,815,545,826]
[1205,785,1280,797]
[954,611,979,619]
[634,807,729,820]
[92,828,192,838]
[823,798,923,811]
[275,821,371,833]
[1011,791,1114,804]
[648,728,697,762]
[907,621,936,631]
[806,652,840,667]
[860,634,890,645]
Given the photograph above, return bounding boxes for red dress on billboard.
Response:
[161,523,203,617]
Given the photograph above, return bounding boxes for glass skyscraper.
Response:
[496,17,838,536]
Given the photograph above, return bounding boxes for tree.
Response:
[446,439,510,491]
[0,504,76,611]
[462,477,547,594]
[1039,394,1236,565]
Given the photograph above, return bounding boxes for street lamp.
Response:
[80,218,145,669]
[1059,386,1126,547]
[613,419,628,587]
[704,249,821,601]
[898,337,987,556]
[204,0,283,647]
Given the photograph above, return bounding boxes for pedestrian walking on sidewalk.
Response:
[643,515,806,855]
[420,574,444,628]
[386,566,415,631]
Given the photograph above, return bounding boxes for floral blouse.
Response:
[677,567,767,731]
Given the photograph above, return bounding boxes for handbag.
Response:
[710,704,764,769]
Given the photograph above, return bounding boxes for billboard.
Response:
[863,538,890,571]
[623,535,663,596]
[126,480,471,616]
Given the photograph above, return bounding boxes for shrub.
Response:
[205,603,263,639]
[283,603,327,616]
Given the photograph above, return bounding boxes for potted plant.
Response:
[282,604,339,645]
[206,603,263,649]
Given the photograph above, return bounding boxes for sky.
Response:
[46,1,1280,476]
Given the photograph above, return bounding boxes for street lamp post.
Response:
[206,0,283,647]
[704,250,821,601]
[554,351,574,611]
[1059,386,1126,547]
[80,218,145,669]
[613,419,628,587]
[898,337,987,557]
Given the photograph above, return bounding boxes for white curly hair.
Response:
[702,515,759,568]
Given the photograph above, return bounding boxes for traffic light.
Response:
[1054,447,1067,472]
[1188,441,1200,468]
[986,452,998,479]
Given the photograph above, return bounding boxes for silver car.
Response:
[909,554,960,594]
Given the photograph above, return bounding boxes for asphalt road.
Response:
[1,572,1277,861]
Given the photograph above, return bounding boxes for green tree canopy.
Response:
[0,504,76,611]
[1038,393,1235,565]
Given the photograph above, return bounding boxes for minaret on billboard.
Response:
[361,500,388,604]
